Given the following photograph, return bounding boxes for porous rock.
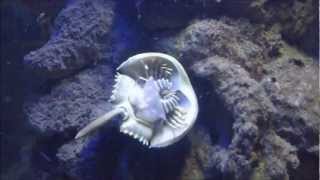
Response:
[152,18,318,179]
[56,127,191,180]
[24,64,114,137]
[221,0,317,57]
[154,18,283,80]
[261,46,319,155]
[139,0,317,56]
[23,0,115,80]
[191,56,289,180]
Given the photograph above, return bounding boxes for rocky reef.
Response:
[1,0,318,180]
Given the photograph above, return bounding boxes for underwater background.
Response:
[1,0,319,180]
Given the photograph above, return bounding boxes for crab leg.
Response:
[75,108,126,139]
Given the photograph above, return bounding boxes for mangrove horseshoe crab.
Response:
[75,52,198,148]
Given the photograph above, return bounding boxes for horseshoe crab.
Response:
[75,52,198,148]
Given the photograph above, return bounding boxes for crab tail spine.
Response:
[75,108,125,139]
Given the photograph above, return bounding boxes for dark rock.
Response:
[179,126,218,180]
[221,0,317,57]
[56,126,191,180]
[23,0,115,80]
[56,127,130,180]
[138,0,317,56]
[259,132,299,180]
[23,63,118,179]
[24,64,114,137]
[154,18,283,80]
[261,46,319,155]
[152,17,318,179]
[57,137,95,180]
[191,56,282,179]
[0,135,64,180]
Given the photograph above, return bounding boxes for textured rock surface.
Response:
[23,64,119,180]
[56,127,191,180]
[153,18,319,180]
[24,64,114,136]
[261,47,319,155]
[164,24,316,179]
[221,0,318,57]
[191,56,295,180]
[154,18,282,79]
[23,0,115,80]
[137,0,317,56]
